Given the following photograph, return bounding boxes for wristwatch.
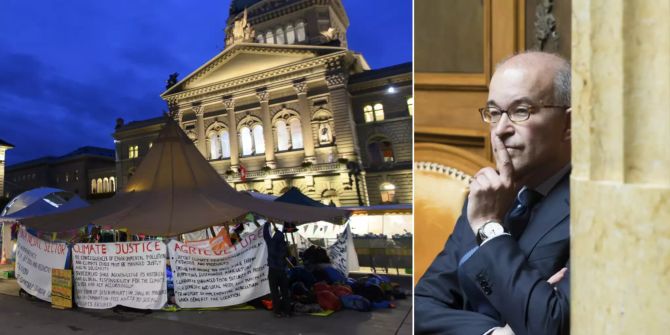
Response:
[476,220,509,245]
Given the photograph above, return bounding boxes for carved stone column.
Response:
[294,80,316,163]
[326,70,359,162]
[223,97,239,169]
[572,1,670,333]
[193,103,207,157]
[256,89,276,168]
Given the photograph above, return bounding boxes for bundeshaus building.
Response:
[114,0,412,207]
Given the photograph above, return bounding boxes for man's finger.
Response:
[492,135,514,182]
[547,267,568,285]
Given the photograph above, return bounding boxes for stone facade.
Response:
[113,0,412,207]
[4,147,115,200]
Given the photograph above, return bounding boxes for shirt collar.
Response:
[532,164,571,197]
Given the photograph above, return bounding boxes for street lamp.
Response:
[346,161,364,206]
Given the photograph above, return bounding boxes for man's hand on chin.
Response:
[467,135,518,234]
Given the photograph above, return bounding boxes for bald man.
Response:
[415,52,572,335]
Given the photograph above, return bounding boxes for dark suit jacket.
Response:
[415,175,570,335]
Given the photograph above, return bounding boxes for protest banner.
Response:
[168,227,269,308]
[327,223,359,276]
[72,240,167,309]
[52,269,73,309]
[15,227,68,302]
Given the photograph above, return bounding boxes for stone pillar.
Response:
[257,89,276,168]
[223,97,239,169]
[193,104,206,157]
[326,71,359,162]
[572,1,670,333]
[294,80,316,163]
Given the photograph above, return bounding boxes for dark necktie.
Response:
[505,188,543,239]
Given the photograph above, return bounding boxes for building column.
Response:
[193,103,207,157]
[223,97,239,170]
[294,80,316,163]
[572,1,670,334]
[0,147,6,196]
[326,70,359,162]
[256,89,276,168]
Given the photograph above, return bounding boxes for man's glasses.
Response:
[479,103,569,124]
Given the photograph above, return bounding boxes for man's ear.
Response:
[563,107,571,142]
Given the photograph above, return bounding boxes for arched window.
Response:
[275,27,285,44]
[407,97,414,116]
[368,137,394,166]
[296,21,306,42]
[379,182,396,203]
[289,118,303,149]
[363,105,374,123]
[256,34,265,43]
[374,103,385,121]
[209,132,222,159]
[97,179,103,193]
[103,178,110,193]
[252,125,265,154]
[276,120,290,151]
[286,24,295,44]
[91,180,97,194]
[220,131,230,158]
[110,177,116,192]
[240,127,254,156]
[266,31,274,44]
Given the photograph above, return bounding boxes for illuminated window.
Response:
[149,142,153,149]
[253,125,265,154]
[289,118,303,149]
[110,177,116,192]
[266,31,274,44]
[256,34,265,43]
[65,173,69,183]
[129,145,139,159]
[275,27,285,44]
[380,182,396,203]
[407,97,414,116]
[91,180,97,194]
[276,120,290,151]
[286,24,295,44]
[97,178,103,193]
[296,21,306,42]
[209,132,222,159]
[240,127,253,156]
[220,131,230,158]
[103,178,110,193]
[373,103,385,121]
[363,105,374,123]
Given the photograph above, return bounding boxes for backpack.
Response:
[316,290,342,311]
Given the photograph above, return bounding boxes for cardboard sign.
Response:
[51,269,73,309]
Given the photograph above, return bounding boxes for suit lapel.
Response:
[517,174,570,254]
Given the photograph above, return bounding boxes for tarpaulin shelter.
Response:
[20,118,349,236]
[274,187,327,207]
[1,187,89,219]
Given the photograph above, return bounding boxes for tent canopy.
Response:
[1,187,89,219]
[275,187,327,208]
[20,118,349,235]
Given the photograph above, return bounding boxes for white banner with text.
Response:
[72,241,167,309]
[168,227,269,308]
[15,227,68,302]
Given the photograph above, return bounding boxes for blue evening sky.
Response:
[0,0,411,165]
